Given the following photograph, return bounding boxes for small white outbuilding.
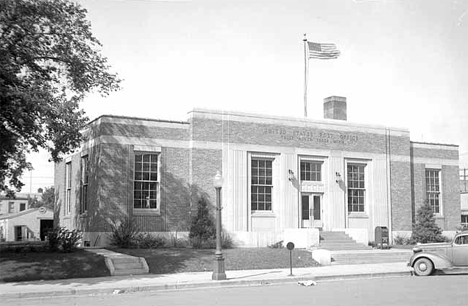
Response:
[0,207,54,242]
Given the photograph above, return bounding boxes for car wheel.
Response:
[413,258,434,276]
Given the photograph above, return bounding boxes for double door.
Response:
[301,193,323,228]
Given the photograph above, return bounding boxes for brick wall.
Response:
[410,142,460,231]
[442,165,461,230]
[91,143,132,232]
[80,146,100,232]
[390,161,412,231]
[190,148,223,214]
[54,153,82,230]
[90,144,193,232]
[191,117,410,156]
[411,146,459,159]
[160,147,191,231]
[99,122,189,140]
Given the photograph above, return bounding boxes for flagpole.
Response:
[303,33,308,117]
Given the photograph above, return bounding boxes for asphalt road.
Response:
[6,275,468,306]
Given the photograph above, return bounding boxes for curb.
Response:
[1,270,412,299]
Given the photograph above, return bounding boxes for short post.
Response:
[212,171,226,280]
[287,242,295,276]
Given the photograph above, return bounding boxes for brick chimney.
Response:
[324,96,347,120]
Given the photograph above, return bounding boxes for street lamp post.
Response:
[212,170,226,280]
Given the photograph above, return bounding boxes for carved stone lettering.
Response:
[263,128,358,145]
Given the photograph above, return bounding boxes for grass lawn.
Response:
[0,247,318,282]
[0,249,110,283]
[114,247,319,274]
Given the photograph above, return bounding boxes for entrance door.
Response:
[15,226,23,241]
[301,194,323,228]
[40,220,54,241]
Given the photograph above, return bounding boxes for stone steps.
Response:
[86,248,149,276]
[320,243,372,250]
[114,267,149,276]
[318,231,372,251]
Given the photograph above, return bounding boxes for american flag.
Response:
[307,41,340,59]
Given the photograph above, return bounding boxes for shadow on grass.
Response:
[0,249,110,283]
[114,247,319,274]
[113,248,216,274]
[0,247,319,285]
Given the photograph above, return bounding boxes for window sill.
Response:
[348,213,369,219]
[251,211,275,218]
[434,214,444,219]
[133,209,161,216]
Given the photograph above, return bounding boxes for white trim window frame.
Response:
[65,161,72,215]
[80,155,89,214]
[346,162,367,214]
[300,160,323,182]
[133,152,160,213]
[425,168,442,216]
[249,153,275,213]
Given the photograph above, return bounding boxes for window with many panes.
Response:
[251,158,273,211]
[347,164,366,213]
[134,153,159,210]
[300,161,322,181]
[425,169,441,214]
[461,215,468,227]
[65,162,72,215]
[80,156,89,213]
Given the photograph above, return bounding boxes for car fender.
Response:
[409,252,453,270]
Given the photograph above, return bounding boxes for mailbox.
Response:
[375,226,389,249]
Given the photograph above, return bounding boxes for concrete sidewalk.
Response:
[0,262,413,299]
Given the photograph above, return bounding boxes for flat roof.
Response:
[88,114,189,126]
[189,108,411,134]
[410,141,459,148]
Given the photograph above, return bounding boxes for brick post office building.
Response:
[54,96,461,247]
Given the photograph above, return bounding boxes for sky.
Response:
[21,0,468,193]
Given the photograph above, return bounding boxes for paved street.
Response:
[5,275,467,306]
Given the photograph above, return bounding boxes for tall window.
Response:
[8,202,14,213]
[347,164,366,213]
[426,169,441,214]
[80,156,89,213]
[134,153,159,210]
[65,162,72,214]
[251,158,273,211]
[300,161,322,181]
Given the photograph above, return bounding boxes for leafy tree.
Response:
[29,186,55,209]
[411,200,446,243]
[189,197,216,248]
[0,0,121,196]
[40,186,55,209]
